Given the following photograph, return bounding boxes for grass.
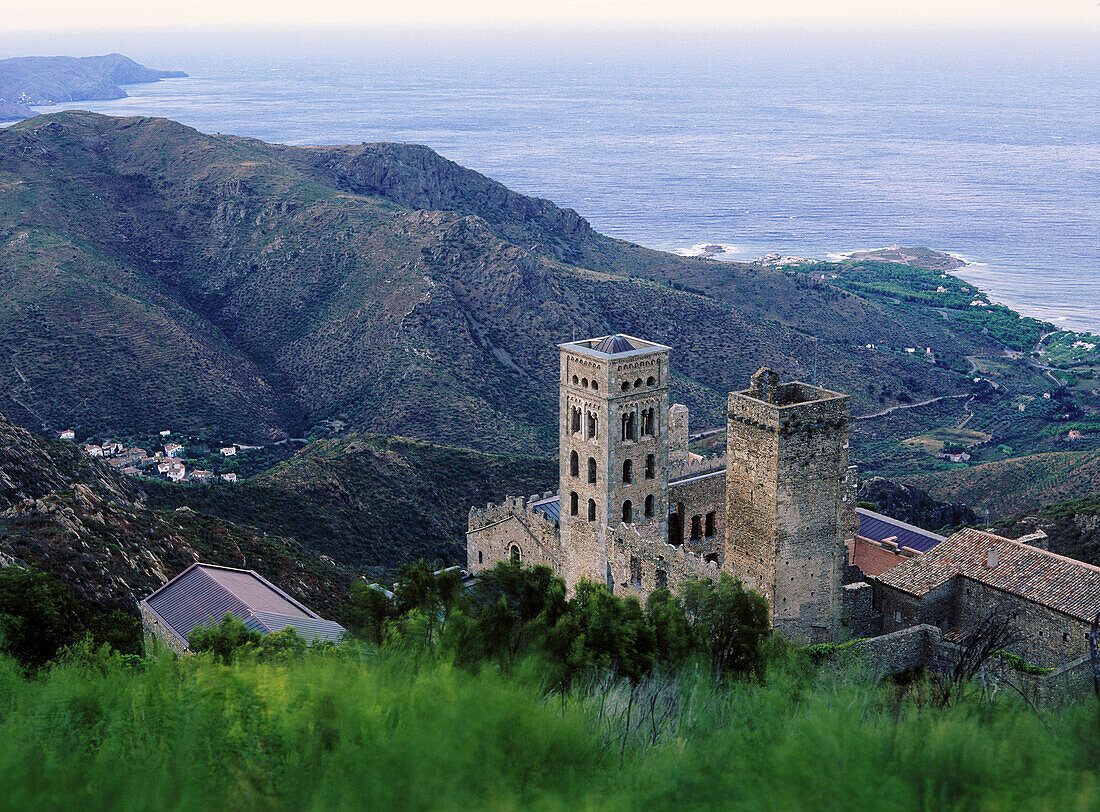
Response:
[0,645,1097,810]
[901,428,992,455]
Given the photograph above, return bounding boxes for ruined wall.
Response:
[607,522,722,599]
[668,469,726,562]
[467,494,563,576]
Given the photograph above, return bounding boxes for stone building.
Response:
[874,527,1100,669]
[467,333,857,642]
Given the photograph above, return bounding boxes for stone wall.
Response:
[140,602,188,655]
[668,469,725,561]
[467,494,563,575]
[843,581,881,639]
[877,578,956,635]
[668,403,689,468]
[725,370,851,642]
[608,521,722,599]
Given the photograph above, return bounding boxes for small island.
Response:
[847,245,967,271]
[0,53,186,121]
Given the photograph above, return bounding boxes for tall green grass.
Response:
[0,646,1097,810]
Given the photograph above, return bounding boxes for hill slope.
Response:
[0,112,997,453]
[0,416,348,617]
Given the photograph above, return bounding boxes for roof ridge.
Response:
[855,507,946,540]
[957,527,1100,574]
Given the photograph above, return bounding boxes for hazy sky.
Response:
[6,0,1099,31]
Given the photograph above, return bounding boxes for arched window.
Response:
[645,454,655,479]
[622,459,632,483]
[570,450,579,477]
[655,569,668,589]
[705,511,716,538]
[633,378,642,388]
[591,381,599,391]
[644,494,654,517]
[571,406,581,434]
[478,550,483,564]
[587,499,597,522]
[641,408,656,437]
[509,544,521,564]
[621,381,630,392]
[570,491,579,516]
[587,457,597,484]
[621,411,636,441]
[572,375,579,385]
[690,515,703,541]
[582,377,589,388]
[622,500,633,524]
[646,376,655,386]
[587,411,597,439]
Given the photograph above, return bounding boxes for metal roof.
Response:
[531,494,560,523]
[856,508,946,554]
[593,334,640,354]
[141,563,345,649]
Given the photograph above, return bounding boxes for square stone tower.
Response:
[558,334,671,590]
[725,368,850,642]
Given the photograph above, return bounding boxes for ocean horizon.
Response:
[8,26,1099,332]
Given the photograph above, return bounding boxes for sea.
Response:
[8,26,1100,332]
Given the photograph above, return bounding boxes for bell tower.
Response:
[558,334,670,591]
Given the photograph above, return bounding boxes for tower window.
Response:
[621,381,630,392]
[630,556,642,585]
[587,499,596,522]
[570,450,579,477]
[622,411,636,441]
[572,375,579,385]
[582,377,589,388]
[571,407,581,434]
[622,459,633,483]
[587,412,597,439]
[655,569,667,589]
[509,544,521,564]
[588,457,597,484]
[644,494,654,517]
[633,378,642,388]
[478,550,483,564]
[592,381,598,391]
[669,503,684,546]
[645,454,655,479]
[705,511,716,538]
[622,500,633,524]
[570,491,579,516]
[641,407,656,437]
[690,515,702,541]
[646,376,655,386]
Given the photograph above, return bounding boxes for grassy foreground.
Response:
[0,646,1097,811]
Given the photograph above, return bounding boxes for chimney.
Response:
[986,549,1000,568]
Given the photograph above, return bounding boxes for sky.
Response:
[5,0,1099,31]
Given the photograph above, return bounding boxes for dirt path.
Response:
[854,393,969,421]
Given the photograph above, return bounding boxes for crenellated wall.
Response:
[607,521,723,599]
[467,491,563,574]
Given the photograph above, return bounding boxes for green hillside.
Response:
[0,112,993,454]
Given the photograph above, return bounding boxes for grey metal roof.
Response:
[593,334,640,354]
[531,494,560,523]
[141,563,345,648]
[856,508,946,554]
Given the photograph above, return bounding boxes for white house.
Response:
[83,444,104,457]
[59,429,75,441]
[164,443,184,457]
[220,473,238,483]
[219,446,237,457]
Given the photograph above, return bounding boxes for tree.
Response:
[680,574,770,677]
[345,582,398,644]
[187,613,263,663]
[0,566,84,669]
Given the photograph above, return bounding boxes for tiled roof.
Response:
[141,563,345,648]
[876,527,1100,623]
[856,508,946,554]
[593,334,640,354]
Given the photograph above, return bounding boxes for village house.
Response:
[220,473,238,483]
[59,429,75,441]
[164,443,184,457]
[83,444,103,457]
[220,446,237,456]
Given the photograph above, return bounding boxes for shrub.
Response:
[187,613,263,663]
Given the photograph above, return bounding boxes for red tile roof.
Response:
[876,527,1100,622]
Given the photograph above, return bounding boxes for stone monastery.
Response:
[468,335,1100,698]
[468,333,858,643]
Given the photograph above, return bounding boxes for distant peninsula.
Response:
[0,53,186,121]
[846,246,966,271]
